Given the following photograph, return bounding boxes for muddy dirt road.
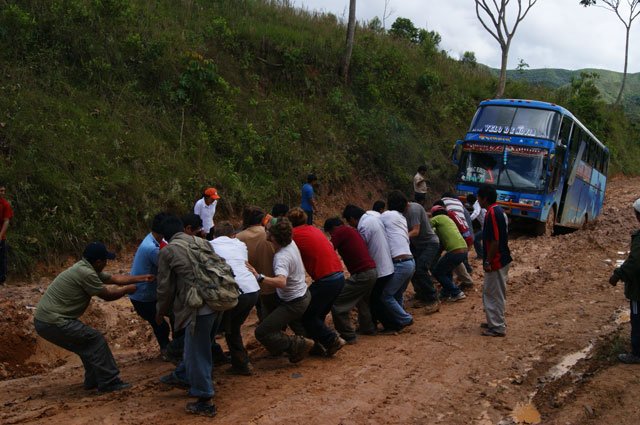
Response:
[1,177,639,424]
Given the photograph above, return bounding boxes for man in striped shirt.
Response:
[478,184,512,337]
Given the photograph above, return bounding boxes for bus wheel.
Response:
[535,208,556,236]
[545,208,556,236]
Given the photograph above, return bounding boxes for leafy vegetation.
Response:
[0,0,638,274]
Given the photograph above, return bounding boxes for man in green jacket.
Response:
[610,198,640,364]
[34,242,154,392]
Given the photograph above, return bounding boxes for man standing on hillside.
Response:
[34,242,154,392]
[609,198,640,364]
[193,187,220,240]
[0,183,13,285]
[413,165,428,206]
[301,173,317,225]
[478,184,512,337]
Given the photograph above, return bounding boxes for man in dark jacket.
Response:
[610,198,640,364]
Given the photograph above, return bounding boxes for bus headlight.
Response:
[519,198,541,207]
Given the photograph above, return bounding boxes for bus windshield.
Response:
[470,105,561,139]
[459,143,547,191]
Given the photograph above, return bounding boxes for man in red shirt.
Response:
[324,217,378,344]
[287,208,347,356]
[0,183,13,285]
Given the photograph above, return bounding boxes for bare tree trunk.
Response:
[496,44,509,98]
[341,0,357,83]
[615,24,631,105]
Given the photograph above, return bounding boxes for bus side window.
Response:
[558,117,572,148]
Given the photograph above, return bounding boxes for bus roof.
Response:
[477,99,607,151]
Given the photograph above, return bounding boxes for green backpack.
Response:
[171,235,241,321]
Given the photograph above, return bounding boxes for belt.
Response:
[393,257,414,264]
[316,271,344,282]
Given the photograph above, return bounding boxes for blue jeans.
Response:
[173,313,217,398]
[303,272,345,346]
[381,259,415,327]
[433,251,466,298]
[473,230,484,258]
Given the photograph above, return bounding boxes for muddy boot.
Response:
[618,353,640,364]
[288,337,314,363]
[422,301,440,315]
[325,336,347,357]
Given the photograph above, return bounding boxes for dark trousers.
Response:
[257,292,279,322]
[34,318,120,390]
[130,299,171,350]
[0,240,7,283]
[255,291,311,355]
[631,300,640,357]
[221,291,259,368]
[304,210,314,225]
[410,241,440,303]
[302,273,345,347]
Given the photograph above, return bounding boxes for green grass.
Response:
[0,0,639,275]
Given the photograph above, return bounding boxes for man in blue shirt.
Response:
[130,212,171,355]
[301,173,317,225]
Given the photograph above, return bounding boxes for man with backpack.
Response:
[156,215,240,418]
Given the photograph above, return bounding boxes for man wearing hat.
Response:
[609,198,640,364]
[301,174,317,225]
[34,242,154,392]
[194,187,220,240]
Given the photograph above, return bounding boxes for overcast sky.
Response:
[295,0,640,73]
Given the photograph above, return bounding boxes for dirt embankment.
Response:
[1,176,640,424]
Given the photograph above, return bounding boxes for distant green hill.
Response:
[496,68,640,118]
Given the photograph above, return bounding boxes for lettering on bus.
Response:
[472,124,537,137]
[506,146,546,157]
[463,143,504,153]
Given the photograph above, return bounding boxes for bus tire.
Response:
[535,208,556,237]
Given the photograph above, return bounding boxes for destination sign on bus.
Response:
[471,124,537,137]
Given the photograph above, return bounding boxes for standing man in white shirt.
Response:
[194,187,220,240]
[413,165,428,206]
[210,222,260,376]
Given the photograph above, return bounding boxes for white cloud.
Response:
[296,0,640,72]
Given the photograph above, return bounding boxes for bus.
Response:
[452,99,609,236]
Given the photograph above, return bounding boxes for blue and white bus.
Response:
[452,99,609,235]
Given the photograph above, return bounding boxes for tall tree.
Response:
[474,0,539,98]
[341,0,357,82]
[580,0,640,105]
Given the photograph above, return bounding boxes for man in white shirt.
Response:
[193,187,220,240]
[380,197,415,330]
[413,165,428,205]
[210,222,260,376]
[248,218,314,364]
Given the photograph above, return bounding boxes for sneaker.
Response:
[97,379,131,393]
[185,400,217,417]
[448,292,467,302]
[325,336,347,357]
[458,281,474,291]
[288,337,315,363]
[422,301,440,315]
[309,342,327,357]
[226,363,254,376]
[618,353,640,364]
[159,373,189,389]
[481,329,506,337]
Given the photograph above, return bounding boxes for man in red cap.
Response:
[34,242,154,392]
[194,187,220,240]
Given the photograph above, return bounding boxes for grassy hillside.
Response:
[502,68,640,117]
[0,0,638,274]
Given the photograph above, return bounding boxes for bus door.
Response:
[558,129,586,226]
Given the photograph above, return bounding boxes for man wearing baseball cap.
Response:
[194,187,220,240]
[34,242,154,392]
[609,198,640,364]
